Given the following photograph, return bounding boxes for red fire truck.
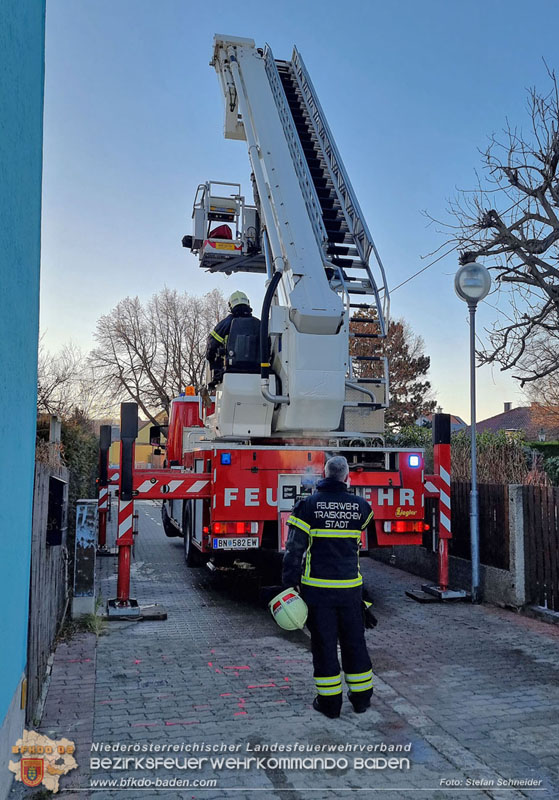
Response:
[101,35,455,613]
[161,391,437,573]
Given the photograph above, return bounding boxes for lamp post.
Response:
[454,261,492,603]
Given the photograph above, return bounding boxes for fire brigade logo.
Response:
[21,758,44,787]
[9,730,77,793]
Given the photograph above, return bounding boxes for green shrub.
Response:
[544,455,559,485]
[530,441,559,459]
[61,411,98,529]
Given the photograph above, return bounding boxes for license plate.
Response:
[212,537,259,550]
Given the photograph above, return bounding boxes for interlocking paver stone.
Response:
[10,499,559,799]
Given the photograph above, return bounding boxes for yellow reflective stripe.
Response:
[260,362,271,367]
[309,528,362,538]
[364,601,373,609]
[345,670,373,681]
[348,679,373,692]
[210,330,224,343]
[363,510,374,527]
[315,674,342,686]
[304,548,311,579]
[317,685,343,696]
[301,575,363,588]
[287,515,310,533]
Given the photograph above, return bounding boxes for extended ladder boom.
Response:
[183,35,390,439]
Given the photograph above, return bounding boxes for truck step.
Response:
[350,332,381,339]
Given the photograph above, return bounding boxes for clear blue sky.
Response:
[40,0,559,421]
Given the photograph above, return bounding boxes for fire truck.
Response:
[150,34,453,594]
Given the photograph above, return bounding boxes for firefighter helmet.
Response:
[228,291,250,310]
[268,588,308,630]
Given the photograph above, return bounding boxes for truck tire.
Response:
[182,500,206,568]
[162,502,181,538]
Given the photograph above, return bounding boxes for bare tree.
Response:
[38,339,101,418]
[438,66,559,385]
[90,288,228,423]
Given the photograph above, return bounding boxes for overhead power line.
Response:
[388,245,458,295]
[387,197,526,295]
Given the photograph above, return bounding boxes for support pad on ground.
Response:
[107,598,141,618]
[421,583,469,601]
[106,599,167,621]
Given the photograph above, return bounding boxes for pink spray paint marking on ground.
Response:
[223,666,251,670]
[247,683,277,689]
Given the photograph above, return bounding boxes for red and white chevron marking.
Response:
[437,465,451,538]
[133,476,210,499]
[117,500,134,543]
[98,486,108,511]
[108,468,120,485]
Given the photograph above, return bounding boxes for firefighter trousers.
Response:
[305,600,373,714]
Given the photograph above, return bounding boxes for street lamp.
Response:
[454,260,492,603]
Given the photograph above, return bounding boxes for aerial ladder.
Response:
[103,35,458,613]
[183,35,390,441]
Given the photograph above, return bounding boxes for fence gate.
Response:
[523,485,559,611]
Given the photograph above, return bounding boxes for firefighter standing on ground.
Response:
[282,456,375,719]
[205,291,257,386]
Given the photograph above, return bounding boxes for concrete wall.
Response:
[0,1,46,797]
[370,485,526,609]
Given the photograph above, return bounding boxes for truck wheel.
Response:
[182,501,206,568]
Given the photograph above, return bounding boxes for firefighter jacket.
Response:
[282,477,374,606]
[205,305,253,370]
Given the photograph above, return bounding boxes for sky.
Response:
[40,0,559,422]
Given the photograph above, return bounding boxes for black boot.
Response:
[347,691,370,713]
[313,696,340,719]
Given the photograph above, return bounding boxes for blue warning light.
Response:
[408,454,420,468]
[220,452,232,465]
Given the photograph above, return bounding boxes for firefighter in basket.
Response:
[205,291,260,388]
[278,456,377,719]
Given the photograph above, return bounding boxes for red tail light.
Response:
[212,522,258,534]
[390,521,430,533]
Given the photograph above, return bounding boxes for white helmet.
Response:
[228,291,250,310]
[268,588,308,630]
